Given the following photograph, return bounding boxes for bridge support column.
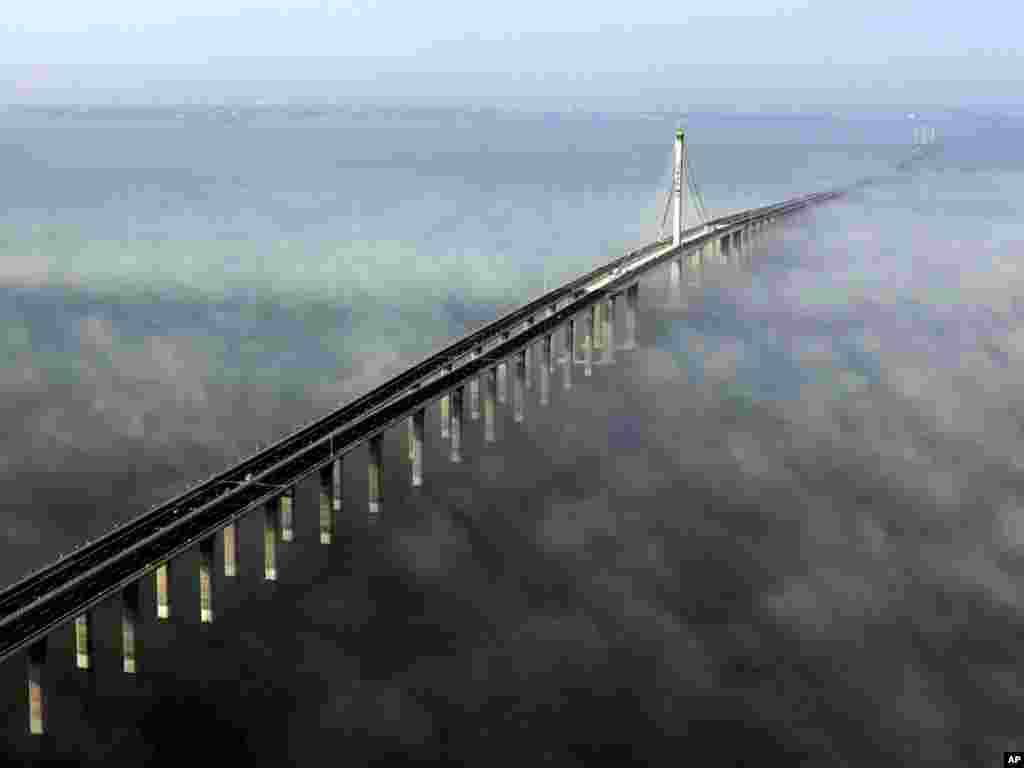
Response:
[513,351,526,423]
[27,638,46,735]
[407,416,415,461]
[497,361,508,404]
[156,561,171,620]
[412,407,425,486]
[689,249,703,288]
[450,387,464,463]
[318,461,336,544]
[562,318,574,390]
[584,308,595,377]
[440,394,450,439]
[199,534,215,621]
[74,612,93,669]
[280,486,294,542]
[469,351,481,421]
[122,581,139,673]
[540,333,552,406]
[593,302,604,351]
[623,283,638,350]
[484,367,497,444]
[669,258,682,305]
[524,339,533,392]
[368,434,383,524]
[223,520,239,577]
[264,501,278,581]
[602,296,616,364]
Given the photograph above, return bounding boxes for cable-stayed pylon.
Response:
[656,127,710,240]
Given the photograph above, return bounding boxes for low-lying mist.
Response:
[2,112,1023,765]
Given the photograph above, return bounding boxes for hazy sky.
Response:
[3,2,1022,110]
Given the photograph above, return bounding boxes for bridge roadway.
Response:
[0,183,853,665]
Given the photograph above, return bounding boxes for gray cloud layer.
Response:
[3,119,1024,765]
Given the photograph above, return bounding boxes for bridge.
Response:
[1,128,883,734]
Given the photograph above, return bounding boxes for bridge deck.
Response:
[0,185,847,664]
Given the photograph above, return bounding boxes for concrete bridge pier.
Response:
[199,534,215,620]
[411,408,425,486]
[689,249,704,289]
[368,434,383,524]
[450,387,464,463]
[318,461,337,544]
[263,501,278,581]
[497,361,508,404]
[27,638,45,735]
[156,561,171,620]
[484,367,497,444]
[561,316,575,365]
[469,350,481,421]
[583,309,594,377]
[622,283,638,350]
[668,257,682,305]
[539,333,552,406]
[122,581,139,673]
[524,338,533,392]
[223,520,239,577]
[513,350,526,423]
[74,612,93,669]
[440,394,450,439]
[562,319,574,390]
[280,486,294,542]
[601,296,616,364]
